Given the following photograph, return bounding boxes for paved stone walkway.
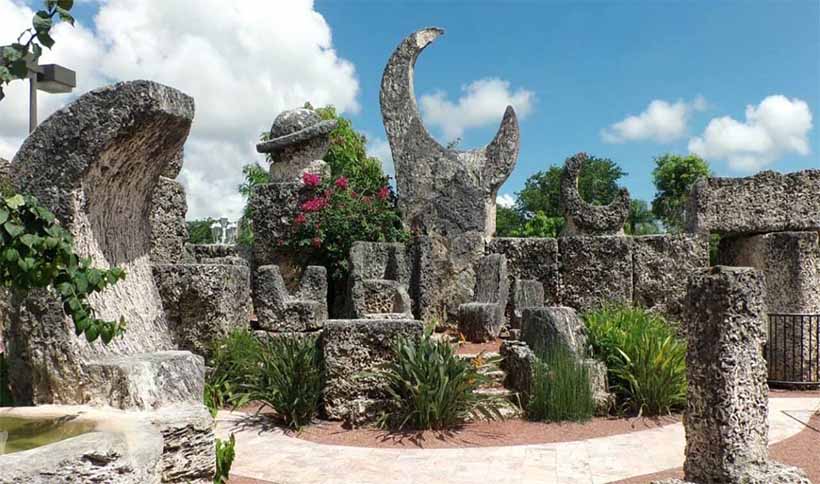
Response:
[217,397,820,484]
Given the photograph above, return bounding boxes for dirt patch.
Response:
[291,414,679,449]
[454,339,502,356]
[612,412,820,483]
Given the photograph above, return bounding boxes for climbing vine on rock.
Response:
[0,192,126,343]
[0,0,76,102]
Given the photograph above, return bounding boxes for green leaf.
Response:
[36,31,55,49]
[75,273,88,294]
[19,234,37,248]
[3,222,24,238]
[56,7,74,26]
[57,282,73,296]
[5,194,25,209]
[31,44,43,61]
[57,0,74,10]
[84,323,99,343]
[3,248,19,262]
[8,59,28,80]
[0,209,8,224]
[33,11,53,33]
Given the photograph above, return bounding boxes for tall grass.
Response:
[376,331,508,430]
[204,329,260,416]
[584,305,686,416]
[527,343,595,422]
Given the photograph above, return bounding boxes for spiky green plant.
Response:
[584,305,687,416]
[243,335,324,429]
[527,342,595,422]
[214,433,236,484]
[375,331,509,430]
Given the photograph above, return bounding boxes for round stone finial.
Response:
[256,107,337,182]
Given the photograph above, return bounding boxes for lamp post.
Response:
[25,55,76,132]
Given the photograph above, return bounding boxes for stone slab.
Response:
[687,169,820,235]
[487,237,560,307]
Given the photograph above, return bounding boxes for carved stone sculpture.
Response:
[7,81,206,409]
[560,153,630,236]
[347,242,412,319]
[380,27,520,237]
[253,265,328,333]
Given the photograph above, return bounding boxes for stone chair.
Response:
[457,254,509,342]
[254,265,328,333]
[346,241,413,319]
[510,278,544,329]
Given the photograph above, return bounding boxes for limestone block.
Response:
[499,339,535,399]
[188,243,251,265]
[149,176,188,264]
[559,236,633,312]
[150,404,216,483]
[487,237,560,306]
[632,234,710,321]
[83,351,205,410]
[350,279,412,318]
[520,306,588,358]
[511,279,545,329]
[348,241,411,286]
[152,263,252,356]
[560,153,630,236]
[457,254,509,342]
[249,182,303,268]
[687,169,820,235]
[7,80,196,407]
[321,319,423,424]
[254,264,327,332]
[409,232,486,321]
[458,303,505,342]
[582,358,613,416]
[683,266,810,483]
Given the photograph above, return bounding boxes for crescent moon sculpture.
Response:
[380,27,520,237]
[560,152,631,235]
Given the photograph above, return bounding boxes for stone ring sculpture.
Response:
[380,27,520,236]
[560,152,630,235]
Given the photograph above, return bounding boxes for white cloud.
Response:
[419,78,535,141]
[366,136,394,180]
[0,0,360,220]
[496,193,515,209]
[601,96,707,144]
[688,95,813,172]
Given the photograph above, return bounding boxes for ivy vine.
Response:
[0,190,126,343]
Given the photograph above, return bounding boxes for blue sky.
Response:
[2,0,817,217]
[318,0,819,203]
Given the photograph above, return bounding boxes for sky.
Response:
[0,0,817,219]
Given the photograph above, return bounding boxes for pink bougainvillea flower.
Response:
[294,213,306,225]
[334,176,349,189]
[311,237,322,248]
[377,186,390,201]
[302,172,321,187]
[301,197,327,212]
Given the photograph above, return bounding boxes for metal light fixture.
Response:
[24,54,76,132]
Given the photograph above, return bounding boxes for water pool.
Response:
[0,415,94,455]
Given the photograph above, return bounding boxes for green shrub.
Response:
[243,335,323,430]
[376,331,508,430]
[214,433,236,484]
[584,305,686,416]
[527,343,595,422]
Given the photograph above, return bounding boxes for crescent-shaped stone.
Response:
[560,153,630,236]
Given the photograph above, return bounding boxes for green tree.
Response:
[510,211,565,238]
[651,154,711,232]
[517,156,627,218]
[625,199,659,235]
[495,206,524,237]
[186,218,216,244]
[236,163,270,246]
[1,0,75,102]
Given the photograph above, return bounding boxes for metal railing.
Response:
[766,313,820,388]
